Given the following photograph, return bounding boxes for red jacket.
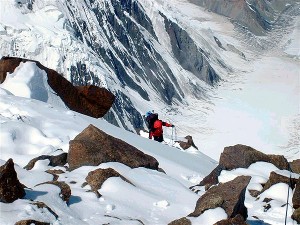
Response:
[149,120,172,138]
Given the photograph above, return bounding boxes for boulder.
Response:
[86,168,122,191]
[30,201,58,219]
[0,159,25,203]
[0,57,114,118]
[68,124,159,171]
[293,179,300,209]
[290,159,300,174]
[177,136,198,150]
[14,220,50,225]
[196,165,224,190]
[45,169,65,181]
[36,181,71,203]
[219,144,289,170]
[189,176,251,219]
[24,153,68,170]
[213,214,248,225]
[292,208,300,224]
[261,171,298,193]
[168,217,191,225]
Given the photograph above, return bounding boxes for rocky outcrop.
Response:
[24,153,68,170]
[292,208,300,224]
[168,217,191,225]
[68,124,159,171]
[178,136,198,150]
[36,181,71,203]
[261,171,298,193]
[219,144,289,170]
[86,168,122,191]
[213,214,248,225]
[0,159,25,203]
[14,220,50,225]
[189,176,251,219]
[0,57,114,118]
[196,165,224,191]
[293,179,300,209]
[30,201,58,219]
[290,159,300,174]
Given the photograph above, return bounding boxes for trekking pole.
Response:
[171,126,174,145]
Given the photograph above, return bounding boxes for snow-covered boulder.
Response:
[219,144,289,170]
[35,181,71,204]
[293,179,300,209]
[189,176,251,219]
[213,214,247,225]
[14,219,50,225]
[24,153,68,170]
[168,217,191,225]
[0,159,25,203]
[177,136,198,150]
[68,124,159,171]
[261,171,298,193]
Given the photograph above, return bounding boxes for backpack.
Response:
[145,113,158,130]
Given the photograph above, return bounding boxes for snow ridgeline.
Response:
[0,61,299,225]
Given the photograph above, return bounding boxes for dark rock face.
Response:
[24,153,68,170]
[292,208,300,224]
[178,136,198,150]
[290,159,300,174]
[0,57,114,118]
[86,168,121,191]
[189,176,251,219]
[14,220,50,225]
[293,179,300,209]
[197,165,224,190]
[68,124,159,171]
[261,171,298,193]
[36,181,71,203]
[219,144,289,170]
[162,15,219,86]
[168,217,191,225]
[0,159,25,203]
[213,214,247,225]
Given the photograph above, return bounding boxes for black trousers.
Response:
[153,135,164,142]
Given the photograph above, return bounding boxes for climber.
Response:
[145,111,174,142]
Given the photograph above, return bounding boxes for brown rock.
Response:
[261,171,298,193]
[24,153,68,170]
[292,207,300,223]
[30,201,58,219]
[219,144,289,170]
[0,57,114,118]
[293,179,300,209]
[214,214,248,225]
[178,136,198,150]
[196,165,224,191]
[68,124,159,171]
[168,217,191,225]
[189,176,251,219]
[248,190,260,198]
[0,159,25,203]
[86,168,121,191]
[14,220,50,225]
[36,181,71,203]
[45,169,65,181]
[290,159,300,174]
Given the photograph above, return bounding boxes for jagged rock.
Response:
[0,159,25,203]
[292,208,300,223]
[197,165,224,190]
[45,169,65,181]
[177,136,198,150]
[290,159,300,174]
[0,57,114,118]
[168,217,191,225]
[30,201,58,219]
[36,181,71,203]
[219,144,289,170]
[68,124,159,171]
[261,171,298,193]
[14,220,50,225]
[86,168,122,191]
[24,153,68,170]
[248,190,260,198]
[213,214,248,225]
[189,176,251,219]
[293,179,300,209]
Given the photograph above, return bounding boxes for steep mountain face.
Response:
[0,0,223,131]
[190,0,300,35]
